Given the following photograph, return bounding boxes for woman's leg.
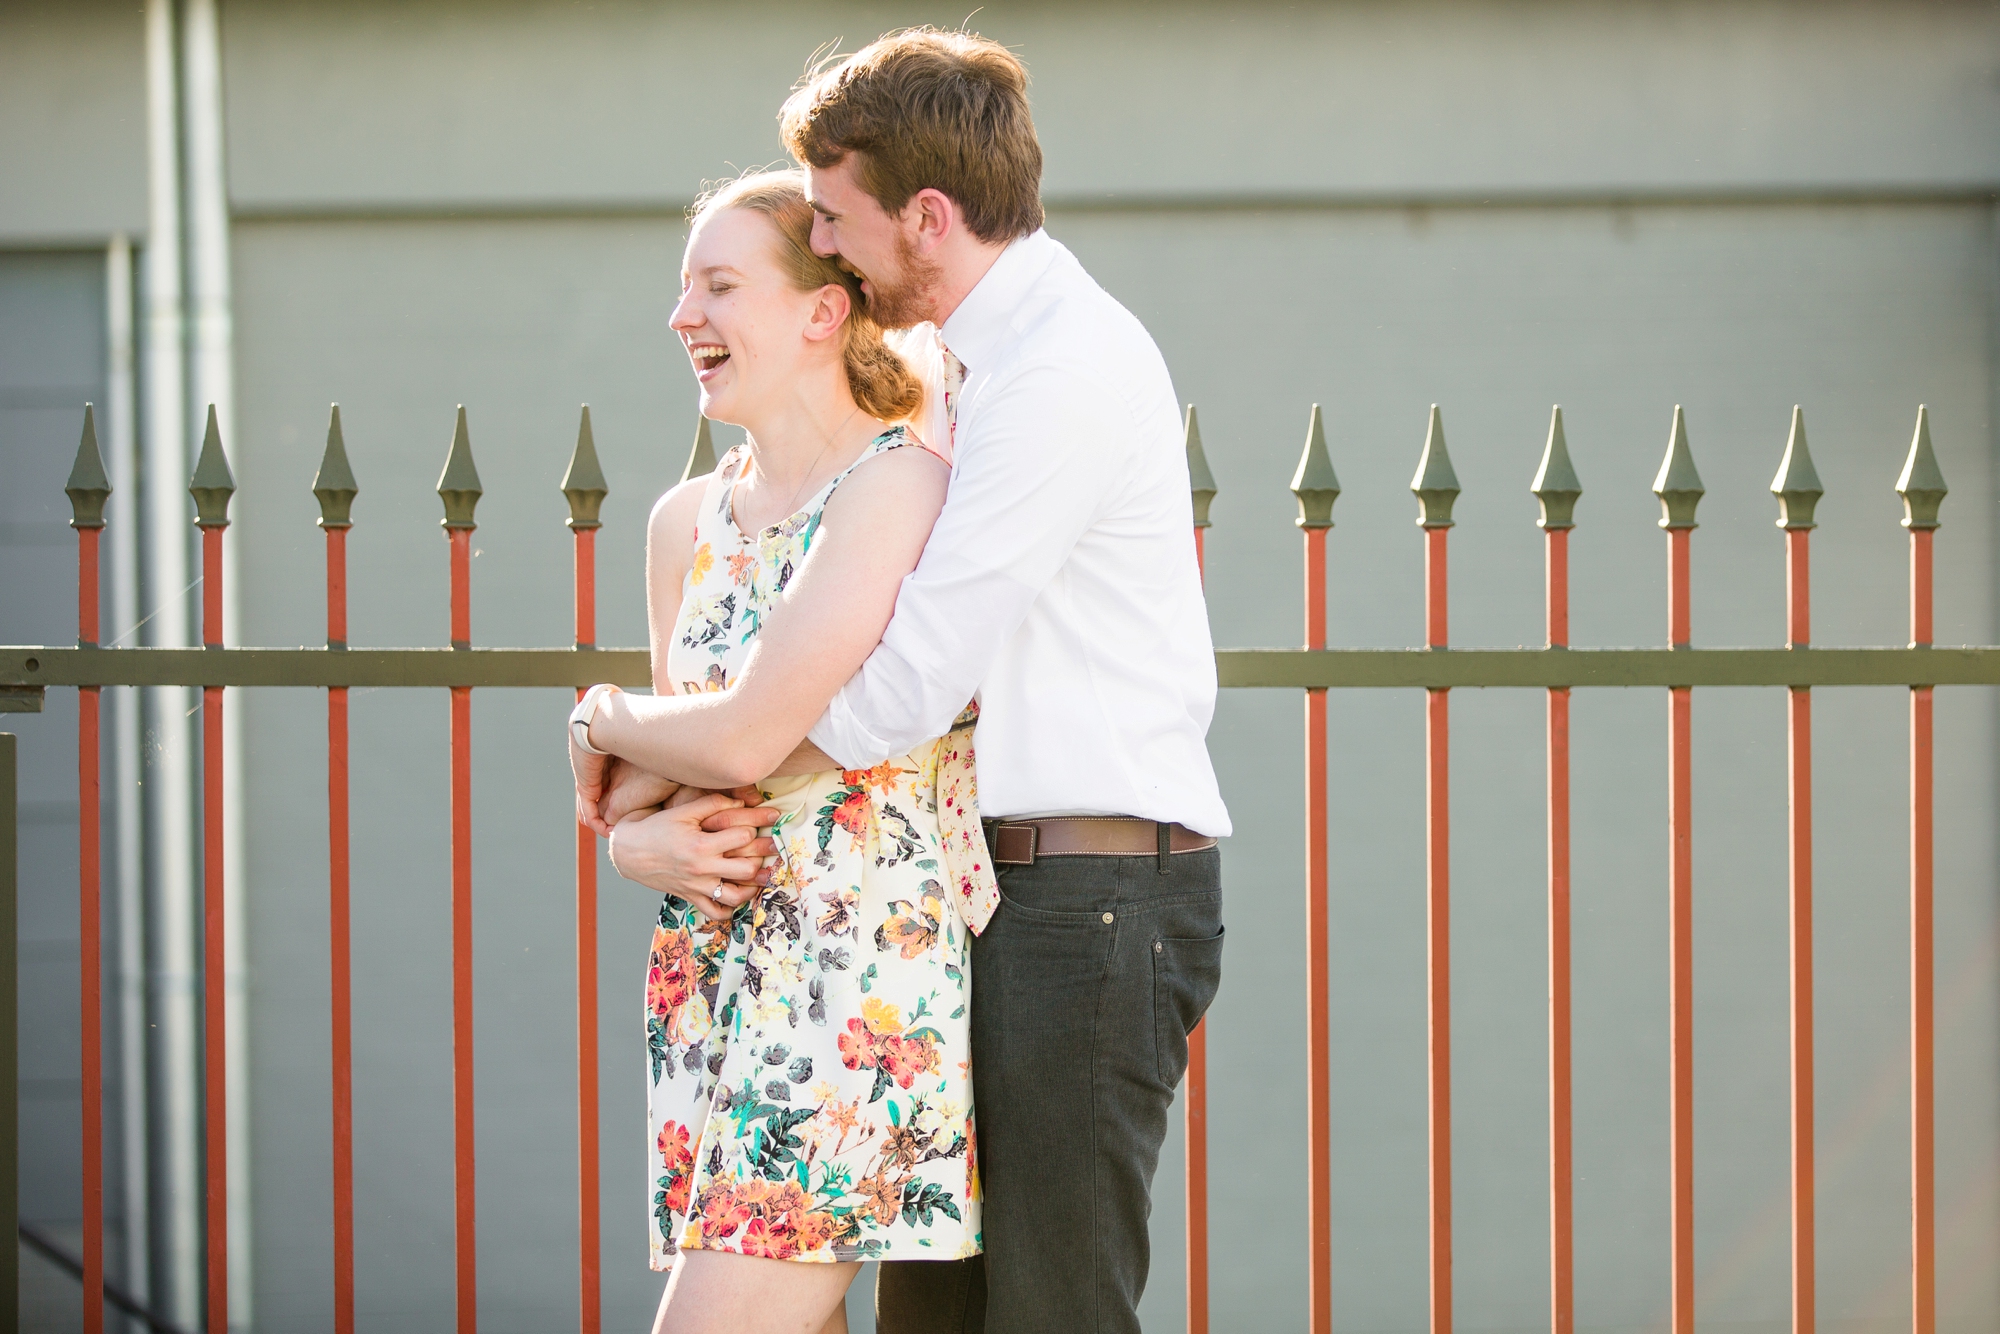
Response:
[652,1250,858,1334]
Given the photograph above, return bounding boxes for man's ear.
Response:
[907,187,957,253]
[805,282,853,344]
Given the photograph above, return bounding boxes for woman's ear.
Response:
[803,283,852,345]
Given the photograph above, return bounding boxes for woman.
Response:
[567,171,992,1334]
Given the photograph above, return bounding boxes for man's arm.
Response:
[769,738,839,777]
[585,446,949,787]
[807,363,1135,766]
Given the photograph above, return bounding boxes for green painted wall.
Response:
[2,2,1997,1331]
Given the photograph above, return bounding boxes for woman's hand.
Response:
[607,788,781,923]
[571,733,617,837]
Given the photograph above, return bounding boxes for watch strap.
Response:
[569,682,619,755]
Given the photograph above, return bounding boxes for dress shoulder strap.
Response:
[818,426,915,510]
[692,444,750,545]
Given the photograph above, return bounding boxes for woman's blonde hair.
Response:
[690,169,924,424]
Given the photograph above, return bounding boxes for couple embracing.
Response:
[569,29,1229,1334]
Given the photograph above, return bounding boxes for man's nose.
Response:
[809,217,837,258]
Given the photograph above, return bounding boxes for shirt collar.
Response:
[937,228,1058,374]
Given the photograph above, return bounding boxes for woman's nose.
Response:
[669,292,700,331]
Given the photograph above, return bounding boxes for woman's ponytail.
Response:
[842,316,925,422]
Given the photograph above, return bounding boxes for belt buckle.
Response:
[989,822,1037,866]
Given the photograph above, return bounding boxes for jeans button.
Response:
[1101,912,1115,924]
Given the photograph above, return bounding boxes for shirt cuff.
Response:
[806,701,890,771]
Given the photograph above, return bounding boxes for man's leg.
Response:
[971,848,1223,1334]
[874,1256,986,1334]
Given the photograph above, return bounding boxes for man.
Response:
[584,29,1228,1333]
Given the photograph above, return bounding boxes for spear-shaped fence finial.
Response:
[562,405,610,530]
[1410,404,1459,528]
[1531,405,1581,531]
[1652,406,1704,530]
[67,403,112,530]
[1185,405,1217,529]
[1288,404,1340,530]
[1770,406,1824,530]
[313,404,359,530]
[1896,405,1947,531]
[437,405,484,530]
[189,405,236,530]
[681,415,718,484]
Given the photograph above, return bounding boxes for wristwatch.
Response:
[569,682,621,756]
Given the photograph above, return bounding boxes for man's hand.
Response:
[606,789,781,923]
[598,758,683,831]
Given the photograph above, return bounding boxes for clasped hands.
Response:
[573,745,780,924]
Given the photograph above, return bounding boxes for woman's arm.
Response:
[644,479,705,695]
[585,445,951,789]
[585,477,780,915]
[573,479,705,836]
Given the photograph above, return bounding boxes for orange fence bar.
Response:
[66,409,109,1334]
[439,408,484,1334]
[1412,407,1459,1334]
[190,406,235,1334]
[314,407,359,1334]
[1653,408,1703,1334]
[1532,407,1581,1334]
[1291,406,1338,1334]
[1184,406,1216,1334]
[1772,409,1822,1334]
[562,408,608,1334]
[1896,406,1945,1334]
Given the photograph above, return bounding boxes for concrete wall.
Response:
[3,1,1998,1331]
[210,0,2000,211]
[0,3,147,243]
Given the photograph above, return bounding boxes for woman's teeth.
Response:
[690,344,731,371]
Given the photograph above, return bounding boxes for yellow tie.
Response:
[924,345,1000,934]
[941,345,966,452]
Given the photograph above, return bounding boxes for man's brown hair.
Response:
[780,28,1045,244]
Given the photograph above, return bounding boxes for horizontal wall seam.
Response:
[222,183,2000,226]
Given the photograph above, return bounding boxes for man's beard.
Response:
[859,232,944,330]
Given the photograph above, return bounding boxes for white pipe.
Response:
[105,234,152,1312]
[142,1,202,1326]
[179,1,253,1323]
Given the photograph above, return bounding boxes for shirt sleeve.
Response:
[808,360,1134,766]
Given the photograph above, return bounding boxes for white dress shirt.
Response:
[809,229,1231,837]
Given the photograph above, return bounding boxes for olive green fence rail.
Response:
[0,399,1987,1334]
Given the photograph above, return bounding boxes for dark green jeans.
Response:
[876,846,1224,1333]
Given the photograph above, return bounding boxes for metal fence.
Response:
[0,398,1988,1334]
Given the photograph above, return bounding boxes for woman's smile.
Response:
[687,342,732,381]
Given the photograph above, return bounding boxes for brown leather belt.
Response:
[982,816,1218,867]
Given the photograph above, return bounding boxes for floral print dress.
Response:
[647,427,984,1268]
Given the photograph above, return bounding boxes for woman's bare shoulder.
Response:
[822,441,950,526]
[647,473,711,554]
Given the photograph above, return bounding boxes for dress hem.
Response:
[650,1238,983,1270]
